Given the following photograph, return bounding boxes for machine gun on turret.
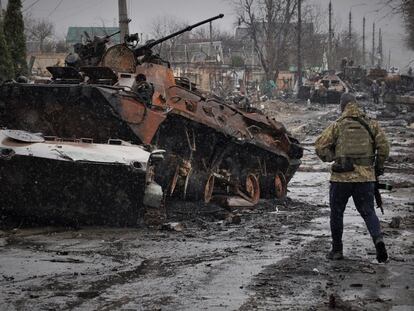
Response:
[132,14,224,61]
[66,30,121,68]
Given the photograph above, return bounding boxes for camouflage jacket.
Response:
[315,102,390,182]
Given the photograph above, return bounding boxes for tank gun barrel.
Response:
[105,30,121,39]
[98,30,121,43]
[135,14,224,56]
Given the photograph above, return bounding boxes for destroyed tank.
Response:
[0,14,303,206]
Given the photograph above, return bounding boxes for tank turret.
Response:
[65,30,121,68]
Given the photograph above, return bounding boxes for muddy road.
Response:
[1,100,413,310]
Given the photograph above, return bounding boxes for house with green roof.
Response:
[66,27,120,46]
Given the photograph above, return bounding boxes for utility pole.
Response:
[349,10,352,60]
[209,21,213,61]
[328,1,332,69]
[378,28,383,67]
[362,17,366,67]
[371,22,375,66]
[388,49,391,71]
[118,0,129,44]
[297,0,302,89]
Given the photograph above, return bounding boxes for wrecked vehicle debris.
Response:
[0,129,165,226]
[312,71,348,104]
[0,14,303,207]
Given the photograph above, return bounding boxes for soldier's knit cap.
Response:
[340,93,356,112]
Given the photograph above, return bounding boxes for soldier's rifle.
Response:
[375,174,393,215]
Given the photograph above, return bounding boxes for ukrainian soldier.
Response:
[380,81,387,105]
[371,80,380,105]
[315,93,389,263]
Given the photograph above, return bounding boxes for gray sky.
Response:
[3,0,413,70]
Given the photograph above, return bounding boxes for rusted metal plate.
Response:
[101,44,137,73]
[3,129,45,143]
[0,130,150,168]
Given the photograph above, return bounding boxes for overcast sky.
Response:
[2,0,413,70]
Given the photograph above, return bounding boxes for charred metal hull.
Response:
[0,157,146,226]
[0,83,139,143]
[0,79,302,204]
[312,72,348,104]
[0,54,303,205]
[0,130,165,226]
[0,80,302,204]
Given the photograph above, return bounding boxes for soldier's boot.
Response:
[374,237,388,263]
[326,243,344,260]
[326,250,344,260]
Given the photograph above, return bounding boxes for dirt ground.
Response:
[0,99,413,311]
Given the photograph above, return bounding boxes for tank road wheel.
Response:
[171,167,215,203]
[243,173,260,204]
[259,173,287,199]
[274,172,287,199]
[185,171,215,203]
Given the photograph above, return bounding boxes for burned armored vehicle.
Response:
[0,14,303,207]
[312,71,348,104]
[0,129,165,226]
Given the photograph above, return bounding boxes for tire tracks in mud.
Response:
[238,230,413,311]
[63,201,328,310]
[63,251,232,310]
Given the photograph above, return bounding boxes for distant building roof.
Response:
[66,27,120,45]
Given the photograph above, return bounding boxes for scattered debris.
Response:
[224,213,242,225]
[389,216,402,229]
[161,222,185,232]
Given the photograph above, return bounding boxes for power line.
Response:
[22,0,41,12]
[47,0,63,17]
[58,0,101,23]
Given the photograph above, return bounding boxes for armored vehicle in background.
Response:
[0,14,303,207]
[312,71,348,104]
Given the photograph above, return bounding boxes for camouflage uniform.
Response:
[315,102,389,182]
[315,101,390,261]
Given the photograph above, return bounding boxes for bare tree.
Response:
[403,1,414,50]
[233,0,298,81]
[377,0,414,50]
[25,17,54,52]
[149,15,187,62]
[300,3,327,69]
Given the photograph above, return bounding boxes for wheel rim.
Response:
[245,173,260,204]
[274,173,287,198]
